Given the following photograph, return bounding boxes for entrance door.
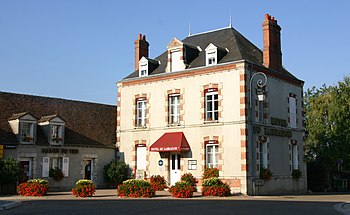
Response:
[19,159,32,183]
[170,154,181,186]
[84,160,92,180]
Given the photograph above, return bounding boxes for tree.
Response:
[304,76,350,191]
[0,157,21,184]
[104,160,130,186]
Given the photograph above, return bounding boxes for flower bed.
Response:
[117,179,155,198]
[72,179,96,197]
[202,177,230,197]
[181,173,198,191]
[260,168,272,180]
[203,168,219,179]
[149,175,167,191]
[169,181,194,198]
[17,179,49,196]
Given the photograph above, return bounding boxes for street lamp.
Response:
[249,71,267,195]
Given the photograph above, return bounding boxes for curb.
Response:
[0,201,22,211]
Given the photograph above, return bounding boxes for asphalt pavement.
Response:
[1,189,349,214]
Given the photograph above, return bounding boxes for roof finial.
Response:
[229,13,232,28]
[188,22,192,36]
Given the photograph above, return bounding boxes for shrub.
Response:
[169,181,194,198]
[17,179,49,196]
[203,168,219,179]
[117,179,155,198]
[181,173,198,191]
[49,168,64,181]
[149,175,167,191]
[260,168,272,180]
[72,179,96,197]
[292,169,302,179]
[202,177,230,197]
[104,160,130,186]
[0,157,21,184]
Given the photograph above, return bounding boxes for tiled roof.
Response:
[0,92,116,148]
[123,27,300,81]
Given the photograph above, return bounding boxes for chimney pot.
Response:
[134,33,149,71]
[262,14,282,72]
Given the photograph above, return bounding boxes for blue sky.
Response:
[1,0,349,105]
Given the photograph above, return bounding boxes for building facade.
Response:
[117,14,306,195]
[0,92,116,191]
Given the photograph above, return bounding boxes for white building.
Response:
[116,14,306,195]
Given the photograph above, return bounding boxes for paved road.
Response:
[1,199,342,215]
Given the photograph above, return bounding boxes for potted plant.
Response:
[260,167,272,180]
[49,168,64,181]
[72,179,96,197]
[17,179,49,196]
[291,169,302,179]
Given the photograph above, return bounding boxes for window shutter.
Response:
[62,157,69,177]
[42,157,50,177]
[289,97,297,128]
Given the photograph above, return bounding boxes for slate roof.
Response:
[38,114,63,123]
[0,92,116,148]
[124,27,299,81]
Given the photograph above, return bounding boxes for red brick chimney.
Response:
[134,34,149,71]
[262,14,282,72]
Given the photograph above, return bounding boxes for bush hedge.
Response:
[117,179,155,198]
[169,181,194,198]
[72,179,96,197]
[203,168,219,179]
[181,173,198,191]
[202,177,230,197]
[149,175,167,191]
[17,179,49,196]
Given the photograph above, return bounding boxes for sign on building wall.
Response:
[188,160,197,170]
[0,145,3,159]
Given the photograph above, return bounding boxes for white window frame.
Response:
[169,94,180,125]
[292,144,298,170]
[259,142,268,169]
[136,99,147,127]
[20,122,34,144]
[170,49,181,72]
[289,97,297,128]
[206,144,219,168]
[205,91,219,121]
[139,63,148,77]
[50,124,64,145]
[206,51,217,66]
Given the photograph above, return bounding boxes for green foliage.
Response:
[181,173,198,191]
[117,179,155,198]
[169,181,194,198]
[203,168,219,179]
[291,169,302,179]
[104,160,130,186]
[72,179,96,197]
[202,177,231,197]
[149,175,167,191]
[260,168,272,180]
[49,168,64,181]
[0,157,21,184]
[305,76,350,191]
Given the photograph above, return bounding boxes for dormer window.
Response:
[205,43,228,66]
[8,112,37,145]
[38,115,65,146]
[139,57,149,77]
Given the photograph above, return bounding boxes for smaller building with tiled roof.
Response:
[0,91,117,190]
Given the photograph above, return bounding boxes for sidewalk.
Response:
[1,189,350,214]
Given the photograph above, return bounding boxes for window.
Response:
[289,97,297,128]
[51,125,63,144]
[206,144,218,168]
[140,69,147,76]
[169,94,180,124]
[42,157,69,177]
[136,145,147,170]
[139,57,149,77]
[171,50,181,72]
[259,142,268,169]
[205,90,218,121]
[292,144,298,170]
[20,122,34,143]
[136,98,147,127]
[207,51,216,66]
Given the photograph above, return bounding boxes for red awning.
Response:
[150,132,190,152]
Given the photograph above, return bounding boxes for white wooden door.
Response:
[170,154,181,186]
